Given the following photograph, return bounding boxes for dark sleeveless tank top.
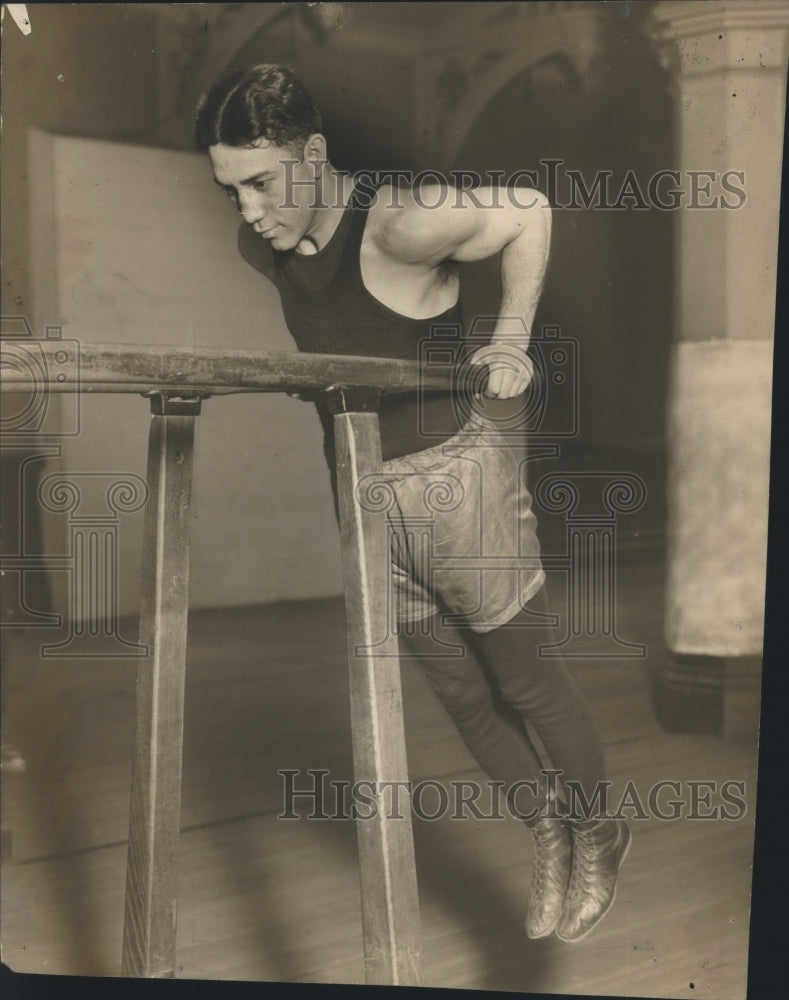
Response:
[237,183,466,464]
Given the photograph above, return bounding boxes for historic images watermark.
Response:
[278,768,748,823]
[269,160,747,212]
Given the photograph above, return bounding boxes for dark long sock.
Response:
[400,614,547,819]
[469,585,607,819]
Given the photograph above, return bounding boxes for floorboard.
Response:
[1,555,760,998]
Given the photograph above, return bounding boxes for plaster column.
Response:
[649,1,788,735]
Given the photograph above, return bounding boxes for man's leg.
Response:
[468,585,607,813]
[400,610,571,939]
[400,613,545,806]
[469,585,631,942]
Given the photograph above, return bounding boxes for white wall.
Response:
[31,132,343,615]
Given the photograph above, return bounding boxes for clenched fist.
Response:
[469,342,535,399]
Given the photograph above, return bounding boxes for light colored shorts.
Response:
[381,415,545,633]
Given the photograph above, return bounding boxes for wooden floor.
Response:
[1,554,760,998]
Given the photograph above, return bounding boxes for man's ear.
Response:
[303,133,328,164]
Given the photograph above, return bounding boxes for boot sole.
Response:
[526,918,560,940]
[525,889,568,938]
[555,825,632,944]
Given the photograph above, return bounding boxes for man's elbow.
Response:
[509,189,551,244]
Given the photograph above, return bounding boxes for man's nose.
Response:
[237,189,264,224]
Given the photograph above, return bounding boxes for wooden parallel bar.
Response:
[0,343,483,983]
[0,341,485,396]
[330,389,423,987]
[121,394,200,978]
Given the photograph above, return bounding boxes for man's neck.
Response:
[297,168,356,256]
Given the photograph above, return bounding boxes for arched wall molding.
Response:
[159,3,610,166]
[412,5,608,171]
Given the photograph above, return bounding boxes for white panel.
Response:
[36,132,342,613]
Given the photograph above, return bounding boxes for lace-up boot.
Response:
[556,817,631,942]
[524,814,572,939]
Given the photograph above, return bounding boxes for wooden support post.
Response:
[121,393,202,978]
[328,388,423,987]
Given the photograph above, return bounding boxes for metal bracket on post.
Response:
[121,389,205,978]
[324,384,384,416]
[324,383,423,987]
[143,389,207,417]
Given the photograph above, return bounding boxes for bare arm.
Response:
[372,185,552,397]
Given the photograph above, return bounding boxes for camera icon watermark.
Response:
[417,319,579,441]
[0,317,81,437]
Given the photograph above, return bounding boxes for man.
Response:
[196,63,629,943]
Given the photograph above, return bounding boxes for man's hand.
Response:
[469,342,534,399]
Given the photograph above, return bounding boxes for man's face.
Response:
[208,139,323,251]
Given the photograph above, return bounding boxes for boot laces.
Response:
[568,823,619,891]
[531,820,569,898]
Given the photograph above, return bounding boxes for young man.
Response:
[196,63,630,943]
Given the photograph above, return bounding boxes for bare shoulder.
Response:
[365,182,460,266]
[365,181,548,267]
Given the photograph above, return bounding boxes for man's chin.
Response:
[266,231,293,251]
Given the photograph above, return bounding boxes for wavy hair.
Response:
[195,63,322,157]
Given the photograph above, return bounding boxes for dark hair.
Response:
[195,63,323,155]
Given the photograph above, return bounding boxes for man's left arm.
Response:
[374,185,552,398]
[471,190,552,398]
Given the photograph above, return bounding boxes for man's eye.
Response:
[224,188,239,206]
[252,180,270,192]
